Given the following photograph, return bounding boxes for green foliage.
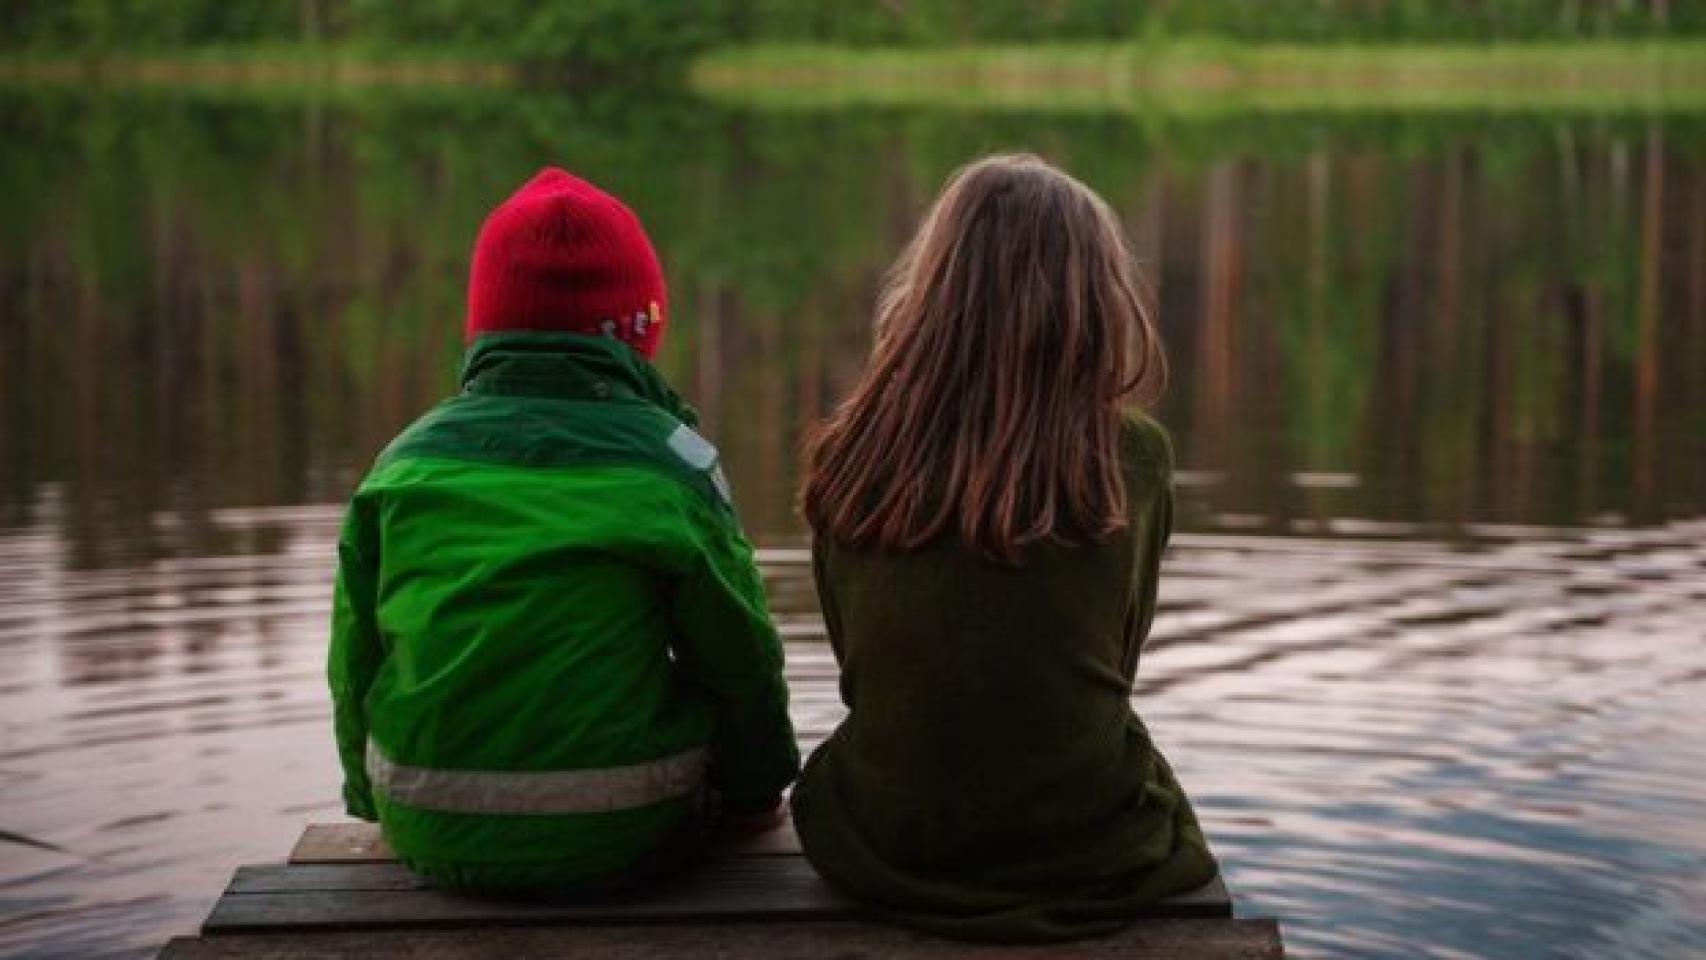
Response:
[720,0,1700,44]
[347,0,721,68]
[3,0,1701,67]
[1,0,304,50]
[516,0,722,69]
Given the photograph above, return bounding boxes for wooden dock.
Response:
[158,821,1284,958]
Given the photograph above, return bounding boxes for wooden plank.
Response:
[208,858,1231,933]
[1167,873,1232,916]
[161,918,1284,959]
[288,824,390,864]
[231,860,1229,916]
[205,859,853,933]
[230,862,434,894]
[289,820,803,864]
[230,858,840,897]
[717,819,803,856]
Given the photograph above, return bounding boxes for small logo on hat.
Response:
[597,302,661,347]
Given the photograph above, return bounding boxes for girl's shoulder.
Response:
[1119,411,1175,487]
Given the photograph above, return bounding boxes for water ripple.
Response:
[1,511,1703,958]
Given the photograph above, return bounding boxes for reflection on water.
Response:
[3,507,1703,958]
[3,92,1703,553]
[1,89,1704,958]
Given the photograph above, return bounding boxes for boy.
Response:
[327,168,799,892]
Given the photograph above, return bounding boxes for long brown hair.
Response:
[801,153,1166,562]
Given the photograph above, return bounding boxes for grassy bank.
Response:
[7,39,1705,110]
[692,40,1706,113]
[0,43,515,91]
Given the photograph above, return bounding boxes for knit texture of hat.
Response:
[465,167,667,358]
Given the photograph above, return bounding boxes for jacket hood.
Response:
[460,331,697,426]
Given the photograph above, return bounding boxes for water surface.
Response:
[1,89,1703,958]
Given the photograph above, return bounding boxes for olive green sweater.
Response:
[790,415,1218,942]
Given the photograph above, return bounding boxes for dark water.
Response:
[1,88,1704,959]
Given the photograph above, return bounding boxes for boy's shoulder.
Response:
[368,393,733,512]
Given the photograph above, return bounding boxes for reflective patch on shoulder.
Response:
[667,424,719,471]
[709,464,734,505]
[668,424,734,506]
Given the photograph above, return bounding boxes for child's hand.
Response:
[720,798,786,836]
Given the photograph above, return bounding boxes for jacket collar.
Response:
[459,332,698,426]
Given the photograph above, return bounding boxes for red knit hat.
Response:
[465,167,667,357]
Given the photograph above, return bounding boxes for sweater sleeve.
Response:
[810,538,856,706]
[1122,413,1177,677]
[326,497,384,822]
[667,501,800,815]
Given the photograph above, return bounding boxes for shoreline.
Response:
[691,40,1706,112]
[2,39,1704,112]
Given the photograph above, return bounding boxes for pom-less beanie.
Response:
[465,167,667,358]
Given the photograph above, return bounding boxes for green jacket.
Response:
[327,332,799,890]
[790,415,1217,941]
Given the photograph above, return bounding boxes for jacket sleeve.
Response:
[668,501,800,816]
[327,497,384,822]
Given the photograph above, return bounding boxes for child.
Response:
[790,154,1218,940]
[327,168,798,892]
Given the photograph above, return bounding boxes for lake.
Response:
[1,87,1703,959]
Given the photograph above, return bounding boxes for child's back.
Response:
[792,415,1215,938]
[328,169,798,892]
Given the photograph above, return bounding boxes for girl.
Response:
[790,154,1218,941]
